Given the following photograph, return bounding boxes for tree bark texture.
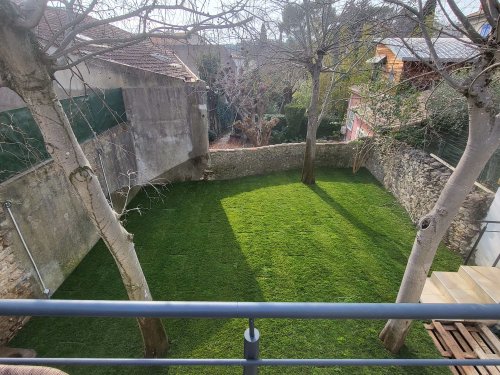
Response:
[380,100,500,353]
[301,63,322,185]
[0,14,168,357]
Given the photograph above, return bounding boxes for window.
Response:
[346,109,355,131]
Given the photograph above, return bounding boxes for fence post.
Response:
[243,318,259,375]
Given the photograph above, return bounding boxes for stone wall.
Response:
[209,140,492,257]
[365,140,494,255]
[208,142,355,180]
[0,206,35,344]
[0,83,208,345]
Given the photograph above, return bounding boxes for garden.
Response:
[10,168,461,374]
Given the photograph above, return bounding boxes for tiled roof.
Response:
[379,38,479,62]
[36,7,196,81]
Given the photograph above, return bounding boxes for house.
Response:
[467,8,492,36]
[0,7,198,112]
[150,33,236,78]
[344,37,477,141]
[366,37,478,89]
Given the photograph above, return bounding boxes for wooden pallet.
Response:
[425,321,500,375]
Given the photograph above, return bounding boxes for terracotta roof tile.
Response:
[37,7,196,81]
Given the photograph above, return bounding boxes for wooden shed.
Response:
[368,38,478,89]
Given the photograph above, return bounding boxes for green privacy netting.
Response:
[0,88,127,182]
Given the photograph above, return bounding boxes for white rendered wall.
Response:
[475,187,500,267]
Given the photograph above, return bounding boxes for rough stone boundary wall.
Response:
[209,140,492,257]
[364,140,494,255]
[0,83,208,345]
[208,142,355,180]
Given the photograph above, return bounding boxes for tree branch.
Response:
[479,0,497,26]
[485,0,500,24]
[54,1,250,56]
[436,0,468,35]
[446,0,484,43]
[42,0,98,52]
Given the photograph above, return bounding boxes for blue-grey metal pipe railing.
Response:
[1,358,500,367]
[1,299,499,319]
[1,300,499,372]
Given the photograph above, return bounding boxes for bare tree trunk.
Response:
[0,20,168,357]
[380,103,500,353]
[301,64,322,185]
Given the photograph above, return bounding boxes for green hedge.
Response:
[274,104,341,143]
[283,104,307,140]
[0,88,126,182]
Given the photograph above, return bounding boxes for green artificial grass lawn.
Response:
[11,168,461,374]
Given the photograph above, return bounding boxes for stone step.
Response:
[420,278,454,304]
[430,271,492,304]
[458,266,500,304]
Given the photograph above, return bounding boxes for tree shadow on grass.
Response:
[308,183,412,268]
[10,168,452,375]
[11,187,265,375]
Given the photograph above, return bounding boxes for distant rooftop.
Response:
[36,7,196,81]
[378,38,479,62]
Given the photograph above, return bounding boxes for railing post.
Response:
[243,318,259,375]
[464,223,487,265]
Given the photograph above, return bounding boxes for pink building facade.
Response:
[344,89,374,142]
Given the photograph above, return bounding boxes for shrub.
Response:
[284,104,307,139]
[216,98,237,133]
[317,116,342,139]
[264,114,287,130]
[208,129,217,142]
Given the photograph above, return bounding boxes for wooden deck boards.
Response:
[425,321,500,375]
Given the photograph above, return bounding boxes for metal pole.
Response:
[464,223,487,265]
[0,300,499,320]
[3,202,50,297]
[243,318,259,375]
[1,357,500,367]
[96,149,114,210]
[493,251,500,267]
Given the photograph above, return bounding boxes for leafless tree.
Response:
[378,0,500,353]
[252,0,389,184]
[215,57,302,146]
[216,65,274,146]
[0,0,249,357]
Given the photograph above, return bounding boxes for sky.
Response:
[437,0,481,20]
[50,0,485,41]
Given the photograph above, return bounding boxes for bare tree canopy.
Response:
[0,0,251,73]
[250,0,393,184]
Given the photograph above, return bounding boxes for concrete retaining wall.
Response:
[208,142,355,180]
[0,83,208,344]
[365,140,494,256]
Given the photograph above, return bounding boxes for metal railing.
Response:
[464,220,500,266]
[1,299,500,374]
